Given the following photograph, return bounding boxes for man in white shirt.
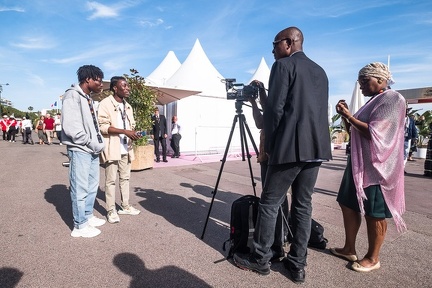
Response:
[21,116,34,145]
[170,116,182,158]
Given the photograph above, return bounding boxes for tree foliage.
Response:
[124,69,157,146]
[412,110,432,147]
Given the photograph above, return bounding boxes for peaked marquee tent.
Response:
[145,51,201,105]
[147,39,269,155]
[248,57,271,88]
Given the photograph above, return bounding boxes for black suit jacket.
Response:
[152,114,167,138]
[264,51,332,165]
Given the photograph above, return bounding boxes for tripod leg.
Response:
[239,115,257,197]
[201,115,239,240]
[242,115,259,155]
[239,116,246,161]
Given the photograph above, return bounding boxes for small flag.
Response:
[51,101,57,107]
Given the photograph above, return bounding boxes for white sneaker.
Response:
[88,215,106,227]
[71,225,101,238]
[118,205,141,215]
[107,210,120,223]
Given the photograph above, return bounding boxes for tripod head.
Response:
[235,100,244,115]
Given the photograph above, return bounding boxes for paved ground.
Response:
[1,136,431,287]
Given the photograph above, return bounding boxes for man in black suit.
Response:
[151,107,168,163]
[233,27,332,284]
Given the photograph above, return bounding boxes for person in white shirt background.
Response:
[170,116,182,158]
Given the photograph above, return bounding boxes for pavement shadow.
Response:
[44,184,105,229]
[113,252,211,288]
[314,187,338,197]
[44,184,73,229]
[0,267,24,288]
[134,183,242,252]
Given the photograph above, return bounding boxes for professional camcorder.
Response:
[223,78,261,101]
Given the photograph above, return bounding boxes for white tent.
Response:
[165,39,226,97]
[349,81,364,114]
[248,57,271,89]
[145,51,181,86]
[148,39,262,155]
[144,51,201,105]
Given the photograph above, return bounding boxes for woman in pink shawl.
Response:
[330,62,406,272]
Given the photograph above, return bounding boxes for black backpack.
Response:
[223,195,291,259]
[223,195,260,259]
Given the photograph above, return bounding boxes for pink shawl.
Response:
[350,89,407,232]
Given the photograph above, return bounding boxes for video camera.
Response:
[223,78,260,102]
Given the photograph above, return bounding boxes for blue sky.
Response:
[1,0,432,113]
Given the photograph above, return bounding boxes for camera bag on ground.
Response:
[223,195,290,259]
[285,216,328,250]
[308,219,328,249]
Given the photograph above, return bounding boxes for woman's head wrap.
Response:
[358,62,391,80]
[358,62,395,86]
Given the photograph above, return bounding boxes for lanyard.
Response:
[85,96,103,144]
[118,102,128,144]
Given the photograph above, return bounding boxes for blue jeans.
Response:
[68,150,100,229]
[253,162,321,268]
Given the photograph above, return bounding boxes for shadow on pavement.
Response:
[113,252,211,288]
[0,267,24,288]
[134,183,245,252]
[44,184,106,229]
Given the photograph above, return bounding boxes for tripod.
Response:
[201,100,259,239]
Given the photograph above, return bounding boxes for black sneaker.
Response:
[233,253,270,275]
[283,258,305,283]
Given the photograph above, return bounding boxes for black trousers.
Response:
[154,136,167,160]
[170,133,182,156]
[7,128,17,141]
[425,137,432,177]
[24,128,34,144]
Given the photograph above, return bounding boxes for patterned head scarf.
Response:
[358,62,395,86]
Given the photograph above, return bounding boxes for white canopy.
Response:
[248,57,271,89]
[164,39,226,98]
[145,51,181,86]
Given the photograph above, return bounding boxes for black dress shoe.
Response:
[283,258,305,284]
[156,159,160,163]
[163,159,168,163]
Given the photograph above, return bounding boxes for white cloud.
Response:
[138,18,164,27]
[10,37,56,50]
[25,71,45,87]
[0,6,25,12]
[47,42,138,65]
[86,1,119,20]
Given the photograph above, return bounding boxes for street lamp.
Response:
[0,83,10,116]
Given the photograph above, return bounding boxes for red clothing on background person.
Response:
[44,114,55,144]
[44,116,55,130]
[1,116,8,140]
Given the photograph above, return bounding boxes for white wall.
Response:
[176,95,261,155]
